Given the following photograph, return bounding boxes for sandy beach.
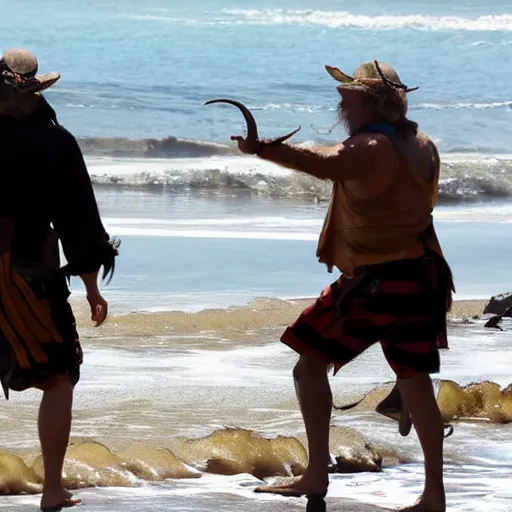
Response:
[2,295,511,512]
[1,489,389,512]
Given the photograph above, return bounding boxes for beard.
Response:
[337,102,355,136]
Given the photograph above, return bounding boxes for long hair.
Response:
[0,86,41,117]
[366,84,418,136]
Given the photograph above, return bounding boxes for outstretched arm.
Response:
[255,133,392,181]
[210,99,393,182]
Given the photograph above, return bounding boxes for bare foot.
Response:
[397,496,446,512]
[255,474,328,498]
[41,487,81,510]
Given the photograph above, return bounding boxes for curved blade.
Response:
[268,126,301,145]
[204,98,258,141]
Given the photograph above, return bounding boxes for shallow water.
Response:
[1,470,512,511]
[1,310,511,510]
[59,188,512,313]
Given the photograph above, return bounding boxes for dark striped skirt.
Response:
[0,274,82,398]
[281,255,452,379]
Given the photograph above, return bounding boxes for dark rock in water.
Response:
[484,315,504,330]
[483,292,512,315]
[483,297,512,329]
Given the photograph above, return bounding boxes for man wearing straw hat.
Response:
[0,48,119,510]
[223,60,454,511]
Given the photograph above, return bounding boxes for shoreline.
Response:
[0,487,391,512]
[72,297,489,320]
[69,297,490,338]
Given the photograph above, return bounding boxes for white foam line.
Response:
[419,100,512,110]
[103,216,323,227]
[104,211,512,240]
[106,226,319,240]
[221,9,512,32]
[125,10,512,32]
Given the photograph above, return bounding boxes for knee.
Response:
[38,373,74,393]
[293,354,328,382]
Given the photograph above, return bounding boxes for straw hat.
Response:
[0,48,60,94]
[325,60,418,95]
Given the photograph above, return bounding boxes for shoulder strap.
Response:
[359,122,400,144]
[360,123,405,158]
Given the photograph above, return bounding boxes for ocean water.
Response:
[1,1,512,511]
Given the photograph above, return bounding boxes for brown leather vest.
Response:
[317,130,443,276]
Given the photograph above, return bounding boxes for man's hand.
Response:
[231,135,261,155]
[80,271,107,326]
[86,290,108,326]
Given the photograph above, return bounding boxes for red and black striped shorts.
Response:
[281,257,449,379]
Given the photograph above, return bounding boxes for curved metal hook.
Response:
[270,126,302,145]
[204,98,259,141]
[205,98,301,146]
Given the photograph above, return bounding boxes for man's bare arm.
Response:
[309,144,344,155]
[257,133,393,181]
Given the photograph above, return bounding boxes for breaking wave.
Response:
[246,101,512,113]
[221,9,512,32]
[77,135,238,159]
[416,100,512,111]
[0,427,384,494]
[126,10,512,32]
[84,149,512,204]
[2,377,510,495]
[334,379,512,424]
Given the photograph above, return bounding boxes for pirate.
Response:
[0,48,119,511]
[208,60,454,512]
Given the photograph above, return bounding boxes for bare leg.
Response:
[38,375,80,509]
[256,355,331,496]
[397,373,445,512]
[294,355,331,488]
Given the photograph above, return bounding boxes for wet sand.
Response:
[1,296,503,511]
[70,298,490,341]
[1,489,390,512]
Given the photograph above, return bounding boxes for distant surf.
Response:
[83,146,512,203]
[124,9,512,32]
